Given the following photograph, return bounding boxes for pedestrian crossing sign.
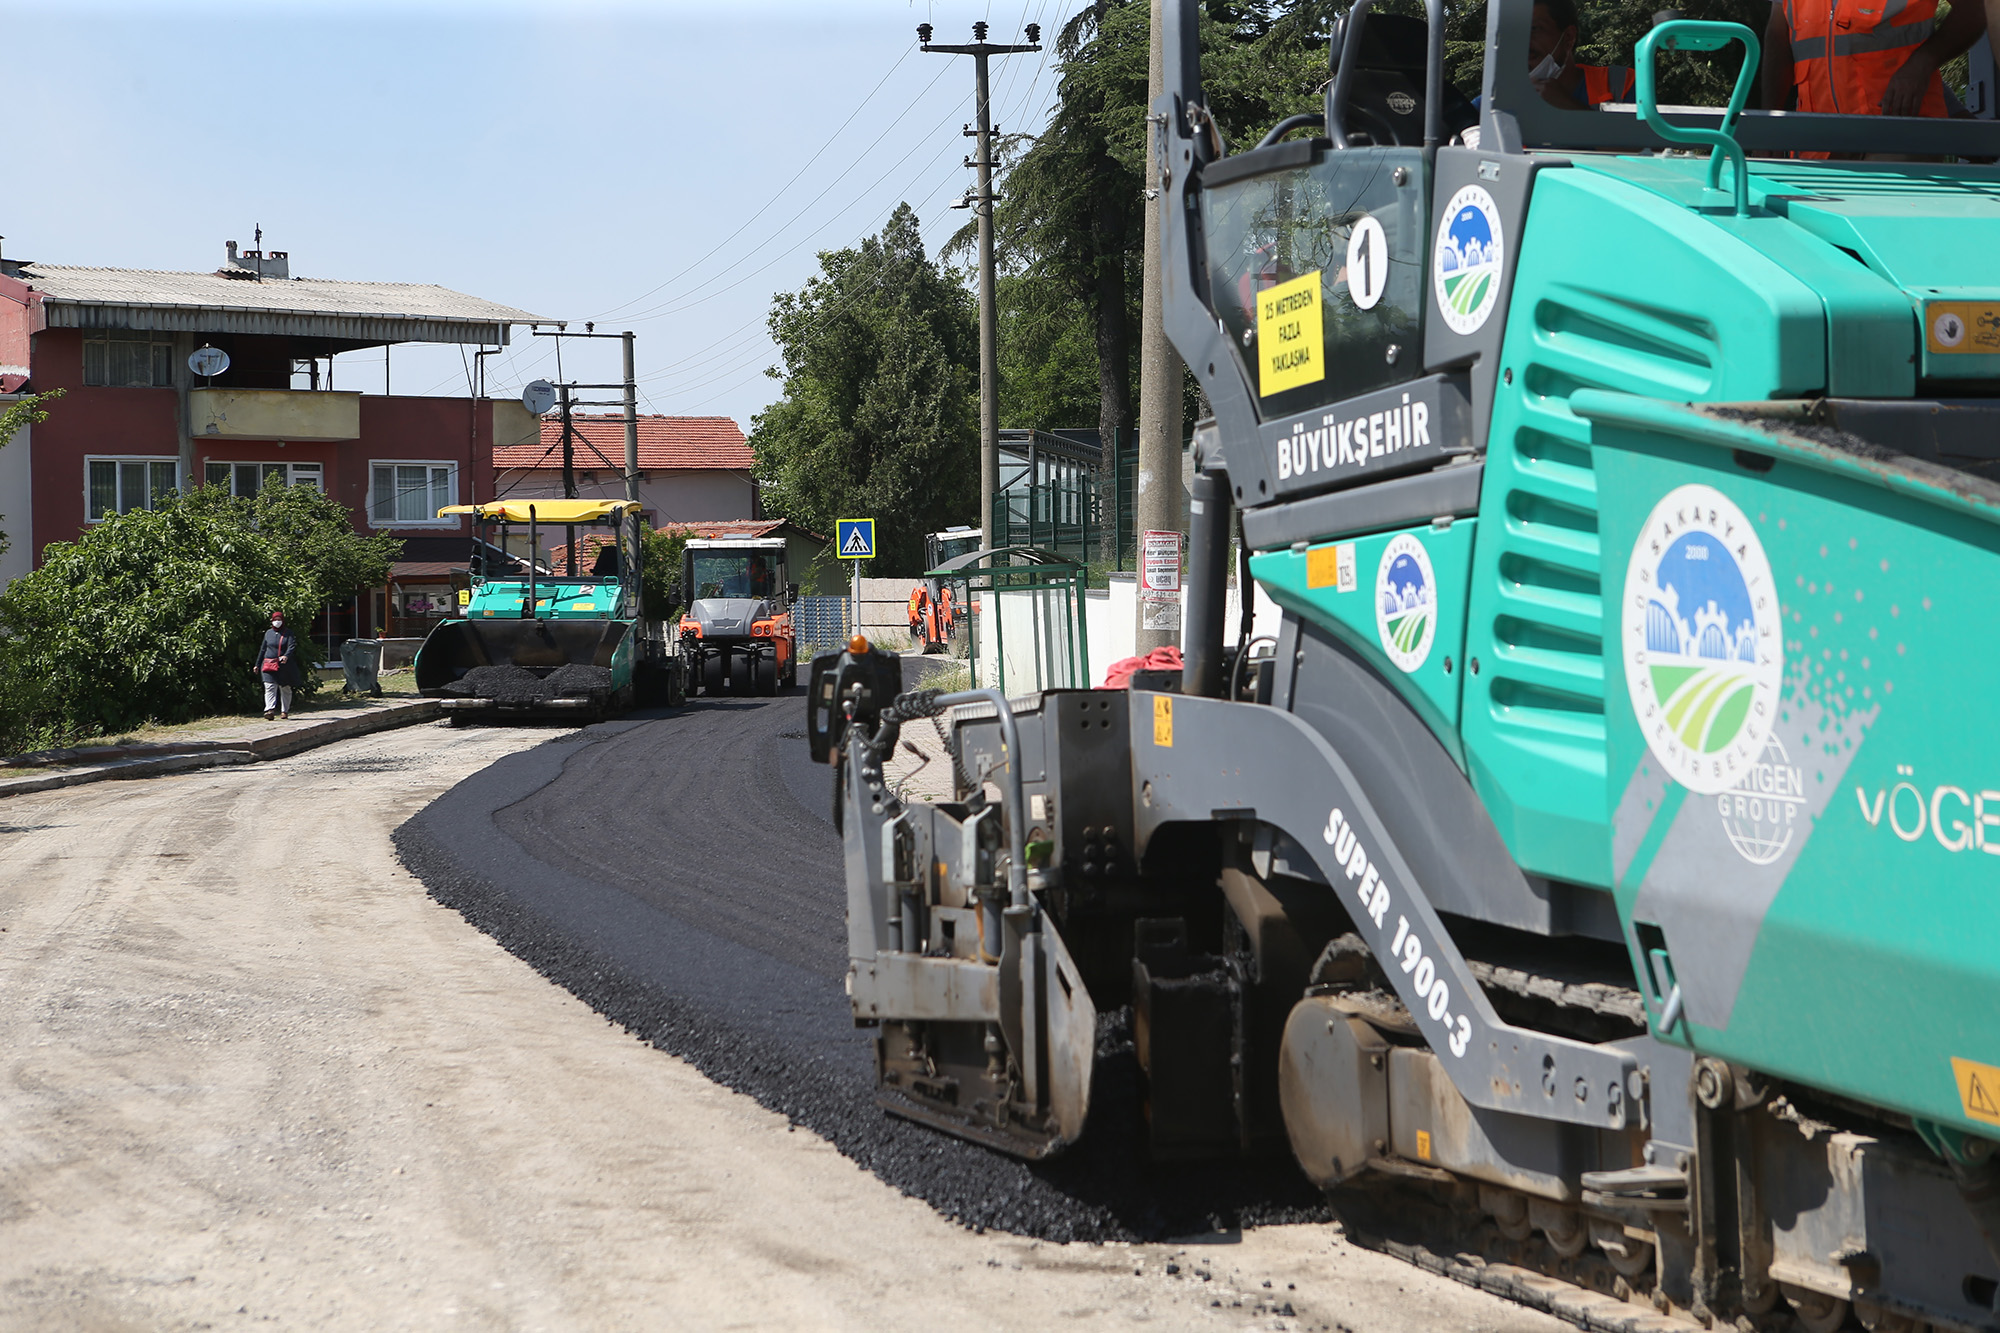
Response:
[836,518,876,561]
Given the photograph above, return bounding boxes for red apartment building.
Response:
[0,240,546,643]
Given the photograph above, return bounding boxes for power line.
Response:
[665,164,974,412]
[614,106,972,362]
[590,42,918,321]
[613,73,967,326]
[634,164,967,397]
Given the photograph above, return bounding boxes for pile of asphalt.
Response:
[393,691,1331,1242]
[447,663,614,702]
[448,665,546,701]
[544,663,613,696]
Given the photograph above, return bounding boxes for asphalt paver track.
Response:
[396,687,1334,1243]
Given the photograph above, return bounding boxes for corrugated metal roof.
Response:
[18,264,547,344]
[494,414,756,472]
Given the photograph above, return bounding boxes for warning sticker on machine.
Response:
[1153,695,1173,748]
[1925,302,2000,355]
[1951,1057,2000,1127]
[1306,542,1355,592]
[1257,270,1325,397]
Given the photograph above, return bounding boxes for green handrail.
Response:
[1634,20,1761,217]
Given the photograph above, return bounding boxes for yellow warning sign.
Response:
[1924,302,2000,355]
[1415,1129,1433,1161]
[1307,545,1340,589]
[1952,1058,2000,1128]
[1306,541,1356,592]
[1257,270,1325,397]
[1153,695,1173,748]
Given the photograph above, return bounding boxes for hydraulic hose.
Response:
[870,686,1029,910]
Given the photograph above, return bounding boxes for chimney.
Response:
[226,240,239,265]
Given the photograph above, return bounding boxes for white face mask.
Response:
[272,620,283,629]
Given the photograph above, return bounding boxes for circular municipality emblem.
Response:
[1718,734,1804,865]
[1375,533,1436,673]
[1432,185,1505,336]
[1934,310,1967,348]
[1621,484,1782,796]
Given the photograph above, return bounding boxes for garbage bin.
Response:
[340,638,383,696]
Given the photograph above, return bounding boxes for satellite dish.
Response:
[188,346,230,378]
[521,379,558,415]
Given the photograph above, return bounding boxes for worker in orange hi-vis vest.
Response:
[909,583,929,649]
[1764,0,1986,121]
[1527,0,1636,109]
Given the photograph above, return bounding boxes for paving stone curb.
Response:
[0,700,443,800]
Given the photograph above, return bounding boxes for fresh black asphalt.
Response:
[393,687,1331,1241]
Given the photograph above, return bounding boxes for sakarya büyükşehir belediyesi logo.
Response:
[1621,484,1782,796]
[1376,533,1436,673]
[1432,185,1504,336]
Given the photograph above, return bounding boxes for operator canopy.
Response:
[439,499,643,523]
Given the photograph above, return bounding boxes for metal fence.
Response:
[988,428,1140,569]
[793,595,851,658]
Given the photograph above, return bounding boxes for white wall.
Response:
[0,395,31,591]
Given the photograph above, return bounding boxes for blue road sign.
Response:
[836,518,876,561]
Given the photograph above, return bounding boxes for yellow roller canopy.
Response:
[438,499,642,523]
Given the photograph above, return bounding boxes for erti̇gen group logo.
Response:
[1622,485,1781,796]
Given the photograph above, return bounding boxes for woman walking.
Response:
[258,611,301,720]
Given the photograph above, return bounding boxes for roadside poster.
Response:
[1141,529,1183,631]
[1141,530,1182,594]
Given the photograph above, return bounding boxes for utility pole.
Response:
[533,325,643,580]
[621,330,639,506]
[558,381,577,500]
[922,19,1040,553]
[1133,0,1186,653]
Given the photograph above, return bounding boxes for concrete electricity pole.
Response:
[1133,0,1187,653]
[621,330,639,506]
[921,19,1040,553]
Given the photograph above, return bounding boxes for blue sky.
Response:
[5,0,1067,428]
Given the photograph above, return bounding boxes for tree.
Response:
[0,487,319,748]
[750,204,979,576]
[0,478,401,752]
[0,389,63,560]
[639,523,692,622]
[250,473,401,612]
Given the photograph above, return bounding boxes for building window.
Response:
[369,462,456,526]
[206,461,324,497]
[86,457,178,520]
[83,331,174,388]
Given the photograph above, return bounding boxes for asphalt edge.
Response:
[0,700,443,800]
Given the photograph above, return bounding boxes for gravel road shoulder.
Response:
[0,718,1565,1332]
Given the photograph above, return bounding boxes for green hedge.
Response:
[0,480,398,754]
